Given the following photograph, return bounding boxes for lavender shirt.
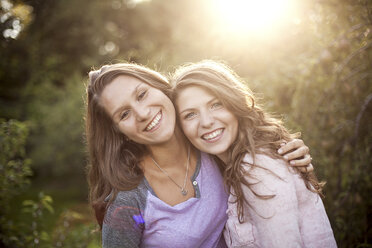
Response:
[102,152,228,248]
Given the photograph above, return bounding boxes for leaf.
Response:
[22,200,35,206]
[40,231,49,241]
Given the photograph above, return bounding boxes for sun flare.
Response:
[214,0,295,34]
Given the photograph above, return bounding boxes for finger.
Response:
[277,139,305,154]
[297,163,314,173]
[289,154,312,166]
[280,141,287,146]
[284,146,309,161]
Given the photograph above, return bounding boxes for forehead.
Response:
[99,75,145,113]
[101,74,144,98]
[176,86,215,108]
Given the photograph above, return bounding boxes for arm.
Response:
[241,155,304,248]
[102,195,144,248]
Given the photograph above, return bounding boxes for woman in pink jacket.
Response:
[172,60,337,248]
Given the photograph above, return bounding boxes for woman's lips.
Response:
[145,111,162,132]
[201,128,224,143]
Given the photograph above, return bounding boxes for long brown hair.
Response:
[171,60,324,222]
[85,63,172,227]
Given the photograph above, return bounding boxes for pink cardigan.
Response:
[223,154,337,248]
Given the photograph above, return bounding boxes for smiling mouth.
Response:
[145,111,162,132]
[201,128,224,142]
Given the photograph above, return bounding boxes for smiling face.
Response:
[99,75,176,146]
[176,86,239,162]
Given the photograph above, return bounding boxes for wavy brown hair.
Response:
[86,63,172,227]
[171,60,324,222]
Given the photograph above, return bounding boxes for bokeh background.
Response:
[1,0,371,247]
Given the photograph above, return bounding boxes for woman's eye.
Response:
[211,102,223,109]
[137,90,147,101]
[184,112,196,120]
[120,110,130,120]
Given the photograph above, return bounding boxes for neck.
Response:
[217,152,229,164]
[146,126,189,169]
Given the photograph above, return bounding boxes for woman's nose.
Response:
[200,111,214,128]
[134,105,151,122]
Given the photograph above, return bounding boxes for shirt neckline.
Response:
[143,151,201,198]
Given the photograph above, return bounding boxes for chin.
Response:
[158,128,176,143]
[196,145,227,156]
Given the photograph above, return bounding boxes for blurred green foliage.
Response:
[0,0,371,247]
[0,119,32,247]
[0,119,47,247]
[0,119,99,247]
[0,119,31,201]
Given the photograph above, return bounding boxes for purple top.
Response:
[102,152,228,248]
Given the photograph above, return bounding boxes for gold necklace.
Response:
[150,146,190,196]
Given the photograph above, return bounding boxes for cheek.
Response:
[223,112,239,138]
[180,120,197,140]
[117,120,136,135]
[117,124,130,137]
[163,97,176,119]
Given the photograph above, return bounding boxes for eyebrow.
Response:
[111,83,143,119]
[178,97,217,115]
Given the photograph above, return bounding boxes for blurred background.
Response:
[0,0,371,247]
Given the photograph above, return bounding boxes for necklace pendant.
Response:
[181,189,188,196]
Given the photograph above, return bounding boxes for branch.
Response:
[335,41,372,74]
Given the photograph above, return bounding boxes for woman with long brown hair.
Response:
[86,62,314,247]
[172,60,337,247]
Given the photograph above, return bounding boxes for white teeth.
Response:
[145,112,161,131]
[202,129,222,140]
